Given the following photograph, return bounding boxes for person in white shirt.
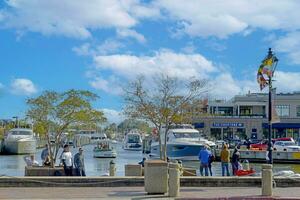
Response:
[24,155,39,167]
[61,144,73,176]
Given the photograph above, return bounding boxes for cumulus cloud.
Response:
[0,0,159,39]
[101,108,125,124]
[89,76,123,95]
[93,49,217,80]
[10,78,37,95]
[273,32,300,64]
[117,28,146,43]
[157,0,300,38]
[273,71,300,92]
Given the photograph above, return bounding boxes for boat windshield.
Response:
[173,132,200,138]
[128,135,140,143]
[10,131,32,135]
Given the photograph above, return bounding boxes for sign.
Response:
[212,123,244,128]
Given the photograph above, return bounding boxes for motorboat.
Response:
[3,128,36,154]
[149,124,215,160]
[122,130,143,151]
[93,140,117,158]
[90,133,108,144]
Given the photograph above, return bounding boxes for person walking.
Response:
[220,143,230,176]
[74,147,86,176]
[61,144,73,176]
[231,147,240,176]
[198,145,212,176]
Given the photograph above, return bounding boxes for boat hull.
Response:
[93,149,117,158]
[4,140,36,154]
[122,143,142,151]
[150,143,205,160]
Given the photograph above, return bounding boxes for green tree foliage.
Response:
[124,74,209,160]
[26,89,106,167]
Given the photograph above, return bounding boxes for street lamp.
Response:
[257,48,278,164]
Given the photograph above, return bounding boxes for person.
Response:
[138,157,146,167]
[198,145,212,176]
[220,143,230,176]
[231,147,240,176]
[24,154,39,167]
[41,144,50,166]
[74,147,86,176]
[61,144,73,176]
[208,149,215,176]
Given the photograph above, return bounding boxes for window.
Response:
[275,105,290,117]
[297,106,300,117]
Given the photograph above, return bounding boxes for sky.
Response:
[1,0,300,124]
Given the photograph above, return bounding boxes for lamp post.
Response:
[12,116,19,128]
[266,48,278,164]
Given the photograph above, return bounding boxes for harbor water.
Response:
[1,142,300,177]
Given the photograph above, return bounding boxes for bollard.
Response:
[109,160,116,176]
[168,163,180,197]
[261,164,273,196]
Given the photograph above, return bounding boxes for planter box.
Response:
[125,164,142,176]
[25,166,76,176]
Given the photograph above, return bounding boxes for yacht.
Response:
[149,124,215,160]
[3,128,36,154]
[122,130,143,151]
[90,133,108,144]
[93,139,117,158]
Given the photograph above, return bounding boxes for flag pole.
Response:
[267,48,273,164]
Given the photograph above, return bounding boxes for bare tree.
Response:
[123,74,209,160]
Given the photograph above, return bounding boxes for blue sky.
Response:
[1,0,300,123]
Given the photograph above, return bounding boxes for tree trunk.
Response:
[158,125,163,160]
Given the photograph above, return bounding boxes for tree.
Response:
[123,74,209,160]
[26,89,106,167]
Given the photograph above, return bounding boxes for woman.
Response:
[220,143,230,176]
[231,147,240,176]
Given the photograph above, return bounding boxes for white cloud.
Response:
[10,78,37,96]
[157,0,300,38]
[273,32,300,64]
[117,28,146,43]
[273,71,300,92]
[73,39,124,56]
[211,73,241,98]
[101,108,124,124]
[0,0,160,39]
[93,49,217,80]
[89,76,123,95]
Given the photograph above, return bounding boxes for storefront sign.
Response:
[212,123,244,128]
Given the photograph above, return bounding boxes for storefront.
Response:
[262,123,300,140]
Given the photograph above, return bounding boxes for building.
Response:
[193,92,300,141]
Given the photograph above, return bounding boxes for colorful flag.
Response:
[257,50,278,91]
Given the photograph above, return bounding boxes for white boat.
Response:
[122,130,142,151]
[149,124,215,160]
[93,140,117,158]
[90,133,108,144]
[3,128,36,154]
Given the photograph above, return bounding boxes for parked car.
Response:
[250,140,268,150]
[273,141,300,152]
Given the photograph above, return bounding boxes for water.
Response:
[1,142,300,176]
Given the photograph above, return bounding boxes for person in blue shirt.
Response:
[198,145,212,176]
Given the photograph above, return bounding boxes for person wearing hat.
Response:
[74,147,86,176]
[61,144,73,176]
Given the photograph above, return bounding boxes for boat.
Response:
[3,128,36,154]
[149,124,215,160]
[236,168,256,176]
[93,140,117,158]
[90,133,108,144]
[122,130,143,151]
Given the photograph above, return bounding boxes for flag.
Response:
[257,50,278,91]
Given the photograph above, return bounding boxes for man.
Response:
[198,145,212,176]
[41,144,50,166]
[61,144,73,176]
[74,147,86,176]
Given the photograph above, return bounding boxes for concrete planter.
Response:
[125,164,142,176]
[144,160,168,194]
[25,166,76,176]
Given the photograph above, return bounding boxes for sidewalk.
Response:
[0,187,299,199]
